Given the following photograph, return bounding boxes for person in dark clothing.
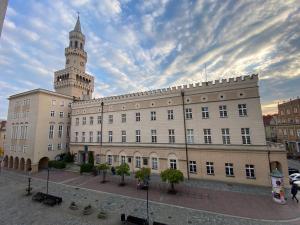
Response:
[111,166,116,175]
[291,183,299,203]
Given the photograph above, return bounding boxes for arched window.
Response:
[80,43,83,49]
[75,41,78,48]
[69,41,72,47]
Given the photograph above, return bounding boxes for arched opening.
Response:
[3,155,8,167]
[70,41,72,47]
[26,159,31,171]
[38,157,49,170]
[270,161,282,173]
[9,156,13,168]
[14,157,19,170]
[80,42,83,49]
[75,41,78,48]
[20,158,25,171]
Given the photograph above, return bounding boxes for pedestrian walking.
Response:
[291,183,299,203]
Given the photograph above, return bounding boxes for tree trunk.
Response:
[102,170,106,182]
[171,182,175,192]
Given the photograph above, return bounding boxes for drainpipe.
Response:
[181,90,190,180]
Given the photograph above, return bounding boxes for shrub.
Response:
[88,152,94,166]
[80,163,94,173]
[48,160,66,169]
[160,168,184,194]
[64,152,74,163]
[116,163,130,185]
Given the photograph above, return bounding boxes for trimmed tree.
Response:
[135,167,151,189]
[97,163,110,183]
[160,168,184,194]
[116,163,130,186]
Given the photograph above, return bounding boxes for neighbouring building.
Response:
[0,120,6,154]
[276,98,300,156]
[3,16,289,186]
[0,0,8,37]
[263,114,278,142]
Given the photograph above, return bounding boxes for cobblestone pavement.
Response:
[1,170,300,225]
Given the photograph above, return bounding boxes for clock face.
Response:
[80,62,84,66]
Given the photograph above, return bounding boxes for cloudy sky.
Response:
[0,0,299,119]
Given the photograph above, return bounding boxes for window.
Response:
[170,159,177,169]
[203,129,212,144]
[52,100,56,106]
[121,156,126,164]
[89,131,93,142]
[90,116,94,125]
[297,129,300,137]
[189,161,197,173]
[219,105,228,118]
[151,129,157,143]
[97,131,101,143]
[143,158,148,165]
[96,154,100,164]
[58,143,62,150]
[108,131,113,143]
[152,157,158,170]
[206,162,214,175]
[49,125,54,139]
[82,117,86,125]
[75,132,78,142]
[107,155,112,165]
[109,115,113,124]
[22,145,28,153]
[225,163,234,176]
[60,101,64,106]
[75,118,79,126]
[136,130,141,143]
[202,107,209,119]
[187,129,194,144]
[185,108,192,119]
[48,144,53,151]
[59,112,64,118]
[151,111,156,121]
[50,111,55,117]
[290,129,294,136]
[97,116,102,124]
[66,126,70,138]
[238,104,247,116]
[241,128,251,144]
[168,110,174,120]
[168,129,175,143]
[121,114,126,123]
[121,130,126,143]
[245,164,255,179]
[136,112,140,122]
[82,132,85,142]
[135,156,141,168]
[58,125,63,138]
[221,128,230,144]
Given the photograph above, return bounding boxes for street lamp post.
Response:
[46,167,50,195]
[144,175,150,225]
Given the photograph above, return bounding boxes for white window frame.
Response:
[58,125,63,138]
[136,130,141,143]
[50,111,55,117]
[189,161,197,173]
[48,144,53,151]
[168,129,175,144]
[97,131,101,143]
[185,108,192,119]
[75,118,79,126]
[82,132,85,142]
[241,128,251,144]
[109,115,113,124]
[121,130,126,143]
[49,125,54,139]
[245,164,255,179]
[82,117,86,125]
[168,109,174,120]
[151,129,157,143]
[187,129,194,144]
[151,111,156,121]
[225,163,234,176]
[203,129,212,144]
[107,155,112,165]
[169,159,177,169]
[97,116,102,124]
[202,107,209,119]
[59,112,64,118]
[108,131,113,143]
[219,105,228,118]
[135,156,141,168]
[121,114,126,123]
[75,132,78,142]
[206,162,214,175]
[238,104,247,117]
[89,131,93,142]
[151,157,158,170]
[90,116,94,125]
[136,112,141,122]
[221,128,230,144]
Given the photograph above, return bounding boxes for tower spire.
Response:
[74,12,81,32]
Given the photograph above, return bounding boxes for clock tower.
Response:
[54,15,94,100]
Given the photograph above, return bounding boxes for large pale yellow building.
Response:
[3,17,288,186]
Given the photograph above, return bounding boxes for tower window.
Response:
[80,43,83,49]
[70,41,72,47]
[75,41,78,48]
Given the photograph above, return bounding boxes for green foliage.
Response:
[64,152,74,163]
[80,163,94,173]
[97,163,110,171]
[160,169,184,192]
[48,160,66,169]
[116,163,130,176]
[116,163,130,184]
[88,152,94,166]
[135,167,151,181]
